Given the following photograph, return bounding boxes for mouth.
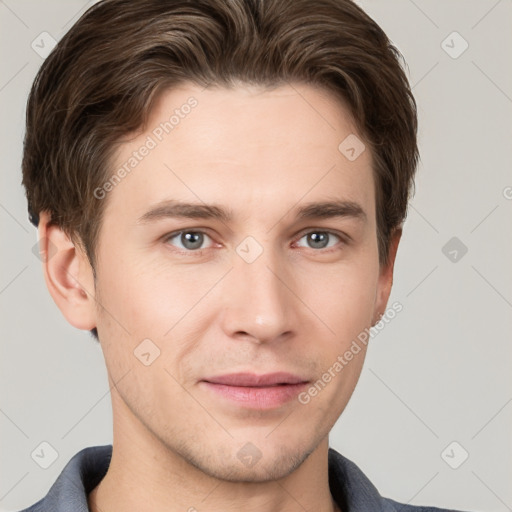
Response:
[199,372,310,409]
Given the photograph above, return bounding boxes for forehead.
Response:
[103,82,375,225]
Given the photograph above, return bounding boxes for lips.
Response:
[199,372,311,409]
[202,372,309,387]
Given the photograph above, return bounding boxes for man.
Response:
[19,0,471,510]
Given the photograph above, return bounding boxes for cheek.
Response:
[301,256,379,342]
[95,250,219,360]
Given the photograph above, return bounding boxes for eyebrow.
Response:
[137,198,367,224]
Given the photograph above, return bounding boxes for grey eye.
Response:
[167,231,211,251]
[296,231,340,250]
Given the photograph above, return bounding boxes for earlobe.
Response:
[373,228,402,324]
[37,212,97,331]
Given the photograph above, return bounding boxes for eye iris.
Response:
[308,232,329,249]
[182,232,203,250]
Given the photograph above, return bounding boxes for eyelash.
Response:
[162,228,348,255]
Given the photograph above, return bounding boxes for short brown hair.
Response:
[23,0,418,270]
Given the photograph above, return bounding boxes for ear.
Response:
[37,211,97,331]
[372,228,402,324]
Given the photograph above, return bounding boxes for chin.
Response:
[184,439,316,483]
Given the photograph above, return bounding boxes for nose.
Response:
[219,247,297,344]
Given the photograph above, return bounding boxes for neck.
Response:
[88,416,340,512]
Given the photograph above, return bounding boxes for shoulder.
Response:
[14,445,112,512]
[328,447,473,512]
[384,497,472,512]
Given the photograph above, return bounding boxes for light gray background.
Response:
[1,1,511,511]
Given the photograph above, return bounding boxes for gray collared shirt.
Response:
[17,445,470,512]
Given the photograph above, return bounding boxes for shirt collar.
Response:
[328,448,397,511]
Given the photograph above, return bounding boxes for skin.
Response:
[39,82,400,512]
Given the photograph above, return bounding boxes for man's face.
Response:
[91,82,393,481]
